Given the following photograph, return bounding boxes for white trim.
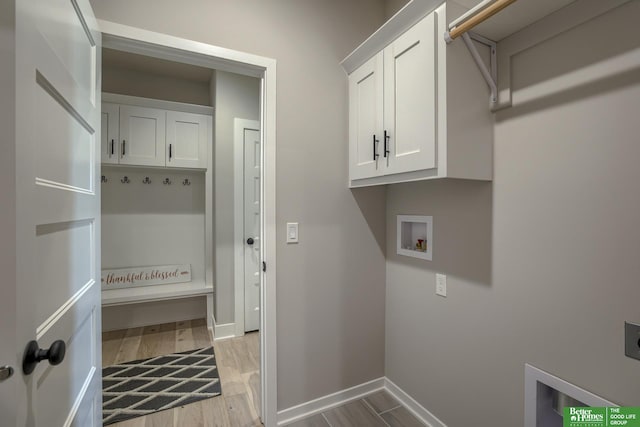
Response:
[102,92,214,116]
[340,0,443,74]
[524,364,616,427]
[98,20,278,427]
[212,315,237,341]
[384,377,446,427]
[276,378,385,426]
[234,119,261,337]
[276,377,447,427]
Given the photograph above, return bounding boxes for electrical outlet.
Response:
[436,273,447,297]
[625,322,640,361]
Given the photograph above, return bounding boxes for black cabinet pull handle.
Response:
[384,130,390,157]
[111,139,114,155]
[122,140,126,157]
[373,134,379,161]
[247,237,254,245]
[22,340,66,375]
[169,144,172,159]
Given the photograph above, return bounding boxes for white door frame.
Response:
[234,119,261,337]
[98,20,278,426]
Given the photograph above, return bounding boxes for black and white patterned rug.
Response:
[102,347,222,425]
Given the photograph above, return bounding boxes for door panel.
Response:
[35,81,94,191]
[166,111,209,169]
[35,221,94,329]
[349,52,383,181]
[119,105,166,167]
[244,128,261,332]
[34,0,97,103]
[15,0,101,425]
[384,13,437,175]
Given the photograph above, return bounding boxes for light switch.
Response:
[286,222,299,243]
[436,273,447,297]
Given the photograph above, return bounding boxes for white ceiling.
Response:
[102,48,213,83]
[453,0,578,40]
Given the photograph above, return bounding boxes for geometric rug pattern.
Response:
[102,347,222,425]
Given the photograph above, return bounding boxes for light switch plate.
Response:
[436,273,447,297]
[625,322,640,361]
[286,222,299,243]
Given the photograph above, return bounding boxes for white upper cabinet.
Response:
[101,103,120,165]
[101,95,211,170]
[383,13,437,176]
[119,105,166,167]
[166,111,210,169]
[348,52,384,180]
[343,2,493,187]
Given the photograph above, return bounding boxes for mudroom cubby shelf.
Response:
[101,280,213,306]
[101,164,213,329]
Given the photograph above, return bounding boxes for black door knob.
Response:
[247,237,254,245]
[23,340,66,375]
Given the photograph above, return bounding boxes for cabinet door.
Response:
[166,111,209,169]
[384,13,437,175]
[101,103,120,164]
[349,52,384,181]
[119,105,166,167]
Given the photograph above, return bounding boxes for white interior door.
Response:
[244,126,261,332]
[9,0,102,425]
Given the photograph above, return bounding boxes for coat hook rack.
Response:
[142,177,152,184]
[163,178,172,185]
[121,176,130,184]
[182,178,191,186]
[101,175,108,183]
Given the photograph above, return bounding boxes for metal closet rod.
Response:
[446,0,518,41]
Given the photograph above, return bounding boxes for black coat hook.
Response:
[121,176,130,184]
[182,178,191,186]
[163,178,172,185]
[142,177,152,184]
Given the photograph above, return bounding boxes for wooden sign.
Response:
[101,264,192,290]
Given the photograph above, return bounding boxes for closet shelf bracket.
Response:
[447,31,497,105]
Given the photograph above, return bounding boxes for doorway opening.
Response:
[98,21,277,427]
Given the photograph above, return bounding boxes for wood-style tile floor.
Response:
[286,390,426,427]
[103,319,425,427]
[102,318,262,427]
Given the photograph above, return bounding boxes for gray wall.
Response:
[212,70,260,324]
[90,0,388,410]
[385,2,640,426]
[384,0,409,19]
[102,66,211,105]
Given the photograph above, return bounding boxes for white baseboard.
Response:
[212,315,236,340]
[384,377,446,427]
[277,377,385,426]
[276,377,446,427]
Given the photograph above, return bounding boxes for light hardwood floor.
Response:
[102,319,262,427]
[102,320,424,427]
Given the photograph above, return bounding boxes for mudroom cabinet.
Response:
[344,1,493,187]
[101,94,210,169]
